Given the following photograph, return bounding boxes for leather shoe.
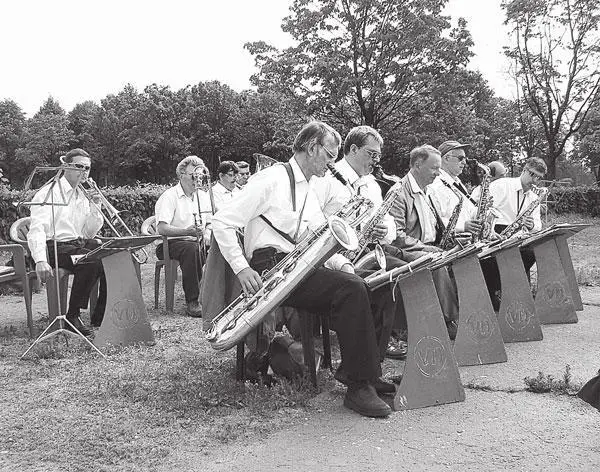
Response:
[185,300,202,318]
[65,316,93,337]
[344,382,392,418]
[335,368,395,396]
[385,338,408,360]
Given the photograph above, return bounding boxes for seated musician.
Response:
[331,125,409,361]
[428,140,482,238]
[387,145,460,338]
[235,161,251,188]
[27,148,107,336]
[212,161,239,211]
[480,157,547,309]
[154,156,212,318]
[211,121,393,418]
[471,160,508,197]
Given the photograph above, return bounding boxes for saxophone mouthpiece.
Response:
[327,163,348,186]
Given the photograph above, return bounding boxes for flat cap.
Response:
[438,140,471,157]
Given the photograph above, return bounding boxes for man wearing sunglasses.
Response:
[27,148,107,336]
[481,157,548,309]
[212,161,240,211]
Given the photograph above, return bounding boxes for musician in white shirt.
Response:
[212,161,240,210]
[27,148,106,336]
[154,156,212,317]
[235,161,250,188]
[428,140,482,236]
[212,121,392,418]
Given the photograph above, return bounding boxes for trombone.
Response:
[78,178,149,264]
[190,165,215,261]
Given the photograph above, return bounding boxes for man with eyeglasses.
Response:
[27,148,107,336]
[211,121,393,417]
[480,157,548,309]
[154,155,212,317]
[212,161,240,211]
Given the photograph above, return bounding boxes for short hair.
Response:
[236,161,250,171]
[218,161,239,175]
[176,155,205,177]
[524,157,547,175]
[409,145,440,168]
[292,121,341,153]
[63,148,90,163]
[343,126,384,156]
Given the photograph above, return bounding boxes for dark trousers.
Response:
[46,239,106,323]
[250,249,381,383]
[480,224,536,311]
[156,240,203,303]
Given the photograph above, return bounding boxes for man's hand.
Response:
[185,224,199,237]
[35,261,54,283]
[370,223,388,241]
[237,267,263,296]
[464,220,483,235]
[339,263,355,274]
[422,245,442,253]
[523,216,535,231]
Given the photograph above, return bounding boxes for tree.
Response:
[246,0,473,130]
[503,0,600,179]
[68,100,102,151]
[0,99,25,184]
[572,96,600,184]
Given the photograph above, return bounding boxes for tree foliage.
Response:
[503,0,600,179]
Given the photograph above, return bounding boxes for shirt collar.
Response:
[335,158,360,186]
[407,171,425,195]
[289,157,308,184]
[175,182,187,198]
[59,176,76,194]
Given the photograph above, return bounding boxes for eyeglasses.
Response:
[320,144,338,160]
[72,163,91,171]
[528,169,543,180]
[364,149,382,160]
[225,172,237,177]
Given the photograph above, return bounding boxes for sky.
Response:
[0,0,513,118]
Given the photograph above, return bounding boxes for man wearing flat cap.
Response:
[429,140,482,240]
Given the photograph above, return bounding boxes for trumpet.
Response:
[79,178,149,264]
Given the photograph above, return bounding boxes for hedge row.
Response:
[1,183,598,243]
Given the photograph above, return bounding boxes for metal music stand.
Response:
[19,165,106,359]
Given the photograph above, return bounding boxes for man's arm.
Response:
[388,189,428,252]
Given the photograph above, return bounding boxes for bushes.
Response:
[547,185,600,216]
[0,184,168,243]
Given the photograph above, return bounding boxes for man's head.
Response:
[236,161,250,187]
[62,148,91,187]
[218,161,239,191]
[176,155,206,190]
[488,161,507,181]
[521,157,547,191]
[292,121,341,179]
[343,126,383,177]
[438,140,470,178]
[409,145,442,189]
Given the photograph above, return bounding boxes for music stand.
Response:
[19,165,105,359]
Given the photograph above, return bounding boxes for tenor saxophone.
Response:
[439,180,464,250]
[205,195,373,351]
[500,185,547,239]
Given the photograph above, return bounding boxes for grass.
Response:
[524,365,582,396]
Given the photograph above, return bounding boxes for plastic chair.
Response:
[10,217,97,322]
[140,216,179,312]
[0,244,36,336]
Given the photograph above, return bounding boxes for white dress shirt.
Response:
[407,172,438,244]
[211,181,239,211]
[27,176,104,263]
[212,158,349,275]
[488,176,542,232]
[329,158,396,244]
[154,183,212,243]
[428,169,477,232]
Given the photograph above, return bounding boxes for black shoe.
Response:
[335,368,395,396]
[65,316,93,337]
[446,320,458,341]
[344,382,392,418]
[185,300,202,318]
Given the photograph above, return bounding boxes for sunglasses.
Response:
[72,163,91,171]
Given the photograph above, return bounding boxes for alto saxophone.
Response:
[439,180,464,250]
[345,186,401,263]
[205,194,373,351]
[500,185,547,239]
[472,162,493,242]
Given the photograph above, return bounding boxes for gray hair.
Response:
[176,155,205,177]
[292,121,341,153]
[409,145,440,167]
[343,126,383,156]
[524,157,547,175]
